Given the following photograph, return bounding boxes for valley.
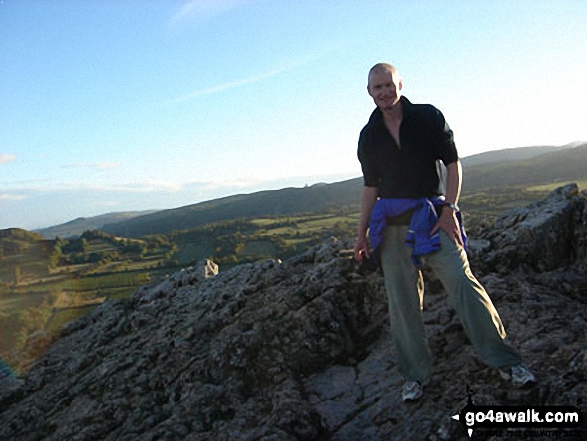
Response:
[0,184,558,372]
[2,141,586,373]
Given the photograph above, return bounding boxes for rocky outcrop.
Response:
[1,186,586,440]
[473,183,587,273]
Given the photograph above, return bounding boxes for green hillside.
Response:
[463,144,587,191]
[0,229,53,285]
[103,144,587,238]
[3,143,586,372]
[0,229,176,368]
[35,210,158,239]
[103,179,360,237]
[459,145,562,167]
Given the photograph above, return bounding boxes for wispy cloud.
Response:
[64,162,120,171]
[171,67,290,104]
[107,180,184,193]
[0,193,25,201]
[171,0,248,24]
[193,177,265,190]
[4,179,184,194]
[0,153,16,165]
[170,49,331,105]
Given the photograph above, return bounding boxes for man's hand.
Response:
[431,207,463,247]
[354,235,370,261]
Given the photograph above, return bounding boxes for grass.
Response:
[0,231,175,367]
[46,305,96,335]
[0,291,50,313]
[0,181,578,370]
[526,180,586,193]
[238,240,276,257]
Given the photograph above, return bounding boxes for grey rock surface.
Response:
[475,183,586,273]
[1,185,586,440]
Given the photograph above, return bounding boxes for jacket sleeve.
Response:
[358,129,380,187]
[430,106,458,165]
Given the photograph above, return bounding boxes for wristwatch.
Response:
[443,202,459,211]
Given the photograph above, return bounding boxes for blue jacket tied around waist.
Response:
[369,197,468,267]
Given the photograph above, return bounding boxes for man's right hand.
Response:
[354,186,377,261]
[354,235,370,261]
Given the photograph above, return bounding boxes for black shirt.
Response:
[358,96,458,198]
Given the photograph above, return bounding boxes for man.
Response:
[354,63,535,402]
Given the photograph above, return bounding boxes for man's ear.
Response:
[398,80,403,91]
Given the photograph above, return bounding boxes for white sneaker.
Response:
[402,381,423,402]
[499,364,536,387]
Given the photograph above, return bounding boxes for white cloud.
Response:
[171,67,290,104]
[0,179,184,194]
[62,180,183,193]
[0,153,16,165]
[64,162,120,171]
[194,177,265,190]
[0,193,25,201]
[112,180,184,193]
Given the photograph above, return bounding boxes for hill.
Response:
[459,145,563,167]
[462,143,587,191]
[0,229,53,285]
[35,210,158,239]
[0,228,176,359]
[102,179,360,237]
[101,143,586,237]
[1,184,585,440]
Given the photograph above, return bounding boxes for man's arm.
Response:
[444,160,462,207]
[432,160,463,246]
[354,186,378,260]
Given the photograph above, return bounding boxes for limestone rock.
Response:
[474,183,586,272]
[1,186,586,440]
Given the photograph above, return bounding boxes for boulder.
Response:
[473,183,586,272]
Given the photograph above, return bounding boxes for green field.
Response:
[0,230,176,371]
[525,180,587,193]
[0,181,581,373]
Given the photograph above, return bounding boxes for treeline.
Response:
[1,230,177,288]
[52,230,175,266]
[169,213,357,267]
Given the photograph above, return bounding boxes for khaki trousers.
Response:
[379,225,522,382]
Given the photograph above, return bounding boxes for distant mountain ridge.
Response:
[462,143,587,189]
[459,145,562,167]
[101,143,585,237]
[35,211,157,239]
[33,143,587,239]
[102,180,360,238]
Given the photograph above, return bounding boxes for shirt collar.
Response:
[368,95,413,127]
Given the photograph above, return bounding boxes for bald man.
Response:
[354,63,535,401]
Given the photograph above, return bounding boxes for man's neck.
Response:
[382,100,403,126]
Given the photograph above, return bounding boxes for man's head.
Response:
[367,63,403,111]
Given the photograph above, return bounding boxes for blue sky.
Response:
[1,0,586,230]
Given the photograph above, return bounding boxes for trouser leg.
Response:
[380,225,433,382]
[424,231,522,369]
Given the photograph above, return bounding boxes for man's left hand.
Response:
[431,208,463,247]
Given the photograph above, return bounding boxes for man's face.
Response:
[367,69,402,111]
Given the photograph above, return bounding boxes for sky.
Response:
[1,0,586,231]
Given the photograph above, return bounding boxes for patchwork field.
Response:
[0,181,574,372]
